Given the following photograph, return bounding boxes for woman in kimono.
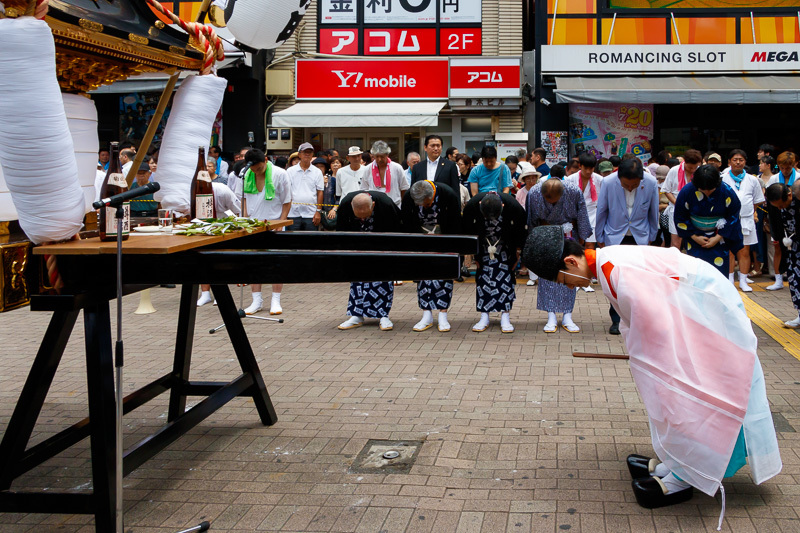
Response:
[522,226,781,527]
[673,164,743,276]
[526,178,592,332]
[462,192,527,333]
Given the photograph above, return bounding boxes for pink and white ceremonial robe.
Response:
[595,245,782,497]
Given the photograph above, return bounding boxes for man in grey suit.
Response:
[595,157,660,335]
[410,134,461,193]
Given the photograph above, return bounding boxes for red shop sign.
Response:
[449,58,521,98]
[439,28,482,55]
[319,28,359,55]
[295,59,449,100]
[363,28,437,56]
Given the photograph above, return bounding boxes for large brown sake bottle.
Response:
[190,146,216,220]
[98,142,130,241]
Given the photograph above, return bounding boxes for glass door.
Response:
[368,136,401,161]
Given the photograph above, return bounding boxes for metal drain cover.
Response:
[349,439,423,474]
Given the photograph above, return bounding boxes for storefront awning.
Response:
[554,76,800,104]
[271,102,446,128]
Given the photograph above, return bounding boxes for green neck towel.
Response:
[243,162,274,200]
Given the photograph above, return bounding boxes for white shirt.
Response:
[517,161,534,174]
[661,165,688,207]
[286,163,324,218]
[212,182,241,216]
[722,171,765,235]
[121,160,133,179]
[363,161,409,207]
[244,165,291,221]
[94,169,107,202]
[426,157,439,180]
[624,187,637,236]
[227,171,242,197]
[336,165,369,198]
[565,171,603,242]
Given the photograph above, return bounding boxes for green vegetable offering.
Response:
[173,217,267,236]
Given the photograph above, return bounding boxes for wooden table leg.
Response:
[211,284,278,426]
[168,284,198,422]
[0,310,79,489]
[83,302,117,532]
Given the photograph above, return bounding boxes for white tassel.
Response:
[715,218,726,230]
[716,483,726,531]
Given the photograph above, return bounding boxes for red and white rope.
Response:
[145,0,224,75]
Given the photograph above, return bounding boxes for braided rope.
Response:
[34,0,47,19]
[44,254,63,292]
[145,0,224,75]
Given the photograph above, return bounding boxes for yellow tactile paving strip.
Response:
[741,292,800,361]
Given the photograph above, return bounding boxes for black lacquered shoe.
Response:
[626,454,656,479]
[609,323,621,335]
[632,476,693,509]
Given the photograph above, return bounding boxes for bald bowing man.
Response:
[336,191,402,331]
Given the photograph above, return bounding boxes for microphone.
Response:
[238,161,253,179]
[93,182,160,209]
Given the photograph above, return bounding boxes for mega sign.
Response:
[541,44,800,74]
[296,59,449,99]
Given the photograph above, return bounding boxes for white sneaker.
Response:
[338,316,364,330]
[526,279,537,286]
[379,317,393,331]
[472,312,490,332]
[244,300,262,315]
[438,313,451,332]
[196,291,213,307]
[739,280,753,292]
[783,316,800,329]
[582,285,595,292]
[500,312,514,333]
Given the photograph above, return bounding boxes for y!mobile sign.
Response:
[295,59,449,99]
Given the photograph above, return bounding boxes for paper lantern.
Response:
[215,0,312,50]
[153,74,227,215]
[0,17,85,244]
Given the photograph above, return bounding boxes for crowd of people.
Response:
[96,137,800,333]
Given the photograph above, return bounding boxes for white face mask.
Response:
[559,270,591,283]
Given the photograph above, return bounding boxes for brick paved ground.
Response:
[0,275,798,532]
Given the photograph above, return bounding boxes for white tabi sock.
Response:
[660,472,691,493]
[474,312,490,329]
[529,270,538,281]
[653,462,670,478]
[420,310,433,324]
[767,274,784,290]
[546,312,557,327]
[562,312,576,327]
[197,291,213,307]
[272,292,281,304]
[728,272,735,283]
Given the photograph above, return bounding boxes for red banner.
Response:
[296,59,449,100]
[364,28,437,56]
[439,28,482,55]
[319,28,359,55]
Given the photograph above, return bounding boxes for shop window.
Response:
[462,117,492,133]
[426,119,452,133]
[333,136,366,154]
[672,18,735,45]
[602,18,667,45]
[743,17,800,44]
[548,0,596,15]
[547,18,597,45]
[404,132,421,157]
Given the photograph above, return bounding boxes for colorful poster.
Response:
[540,131,568,167]
[568,103,653,163]
[119,93,172,148]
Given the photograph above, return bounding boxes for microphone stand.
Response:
[209,165,283,334]
[113,205,124,533]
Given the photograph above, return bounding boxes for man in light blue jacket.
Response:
[595,157,660,334]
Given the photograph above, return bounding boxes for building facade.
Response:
[266,0,528,160]
[534,0,800,163]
